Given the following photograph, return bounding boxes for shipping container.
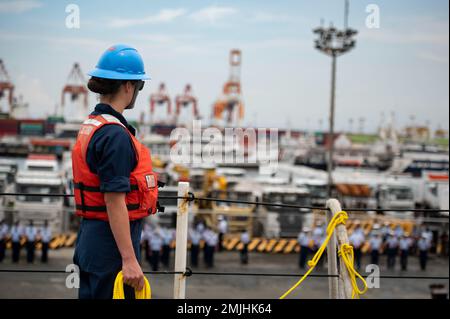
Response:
[46,116,65,124]
[0,119,19,136]
[19,119,45,136]
[45,122,56,135]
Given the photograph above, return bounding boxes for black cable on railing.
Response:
[0,269,185,275]
[192,195,321,210]
[191,194,450,214]
[1,192,449,214]
[0,268,448,280]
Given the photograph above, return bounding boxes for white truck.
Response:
[382,171,449,212]
[13,154,66,233]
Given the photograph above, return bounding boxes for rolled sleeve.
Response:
[86,124,137,193]
[99,176,130,193]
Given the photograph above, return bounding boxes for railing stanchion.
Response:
[173,182,190,299]
[325,202,339,299]
[327,198,353,299]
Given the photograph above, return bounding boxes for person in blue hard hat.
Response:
[72,44,157,299]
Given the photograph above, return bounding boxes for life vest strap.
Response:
[75,203,141,212]
[74,182,139,192]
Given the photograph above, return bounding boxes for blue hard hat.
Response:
[88,44,150,80]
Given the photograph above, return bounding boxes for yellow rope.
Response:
[113,271,151,299]
[338,244,368,299]
[279,210,348,299]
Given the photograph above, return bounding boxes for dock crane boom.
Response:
[61,63,88,116]
[0,59,14,113]
[213,49,244,126]
[175,84,199,124]
[150,82,172,124]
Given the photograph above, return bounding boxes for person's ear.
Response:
[125,81,131,94]
[122,81,132,94]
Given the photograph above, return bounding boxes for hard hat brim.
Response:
[88,68,150,80]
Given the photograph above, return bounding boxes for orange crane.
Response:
[175,84,199,125]
[61,63,88,115]
[0,59,14,113]
[149,82,172,124]
[213,49,244,126]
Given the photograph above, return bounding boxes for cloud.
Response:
[189,6,237,24]
[360,29,449,46]
[0,31,109,52]
[108,8,186,28]
[417,52,449,64]
[360,16,449,47]
[250,12,291,23]
[0,0,42,13]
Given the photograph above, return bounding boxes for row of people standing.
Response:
[190,222,219,268]
[297,222,434,271]
[369,223,433,271]
[191,218,251,267]
[380,231,431,271]
[297,222,327,270]
[0,220,52,264]
[140,217,249,271]
[141,225,174,271]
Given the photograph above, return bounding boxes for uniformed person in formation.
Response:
[196,220,205,234]
[148,229,163,271]
[417,234,431,271]
[297,227,312,269]
[203,226,218,268]
[189,227,201,267]
[240,229,250,265]
[422,227,433,246]
[380,222,391,241]
[0,220,8,263]
[72,45,156,299]
[161,227,173,268]
[394,225,404,238]
[399,233,412,271]
[25,220,37,263]
[218,215,228,252]
[349,224,365,269]
[313,221,327,269]
[39,220,52,263]
[10,221,23,263]
[386,232,399,269]
[369,231,382,265]
[140,223,149,263]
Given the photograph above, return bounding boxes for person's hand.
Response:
[121,256,145,291]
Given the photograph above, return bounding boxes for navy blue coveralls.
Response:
[73,104,143,299]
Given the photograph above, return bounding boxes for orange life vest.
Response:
[72,114,158,221]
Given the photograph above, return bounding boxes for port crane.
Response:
[149,82,172,124]
[175,84,199,125]
[0,59,14,113]
[212,49,244,127]
[61,63,88,118]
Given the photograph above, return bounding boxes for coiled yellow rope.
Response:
[113,271,151,299]
[338,244,368,298]
[280,211,368,299]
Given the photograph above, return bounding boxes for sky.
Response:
[0,0,448,133]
